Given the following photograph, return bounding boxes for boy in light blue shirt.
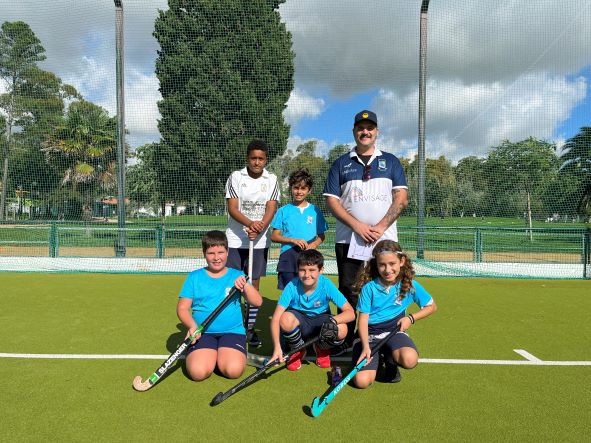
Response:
[271,168,328,289]
[177,230,262,381]
[269,249,354,371]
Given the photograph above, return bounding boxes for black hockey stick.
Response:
[132,286,241,392]
[310,327,400,417]
[211,336,320,406]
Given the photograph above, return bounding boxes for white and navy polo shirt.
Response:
[323,147,408,244]
[225,167,280,249]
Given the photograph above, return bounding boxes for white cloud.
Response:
[283,88,326,126]
[280,0,591,94]
[373,73,587,160]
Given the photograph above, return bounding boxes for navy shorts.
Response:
[287,309,332,341]
[186,333,247,356]
[276,246,301,289]
[352,316,417,372]
[227,247,269,280]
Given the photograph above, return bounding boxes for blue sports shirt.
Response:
[271,203,328,254]
[178,267,245,334]
[356,279,433,325]
[278,275,348,316]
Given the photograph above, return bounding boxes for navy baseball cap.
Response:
[354,110,378,126]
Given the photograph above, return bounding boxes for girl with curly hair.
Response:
[351,240,437,388]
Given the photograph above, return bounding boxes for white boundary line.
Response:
[1,350,590,366]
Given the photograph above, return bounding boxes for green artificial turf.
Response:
[0,274,589,442]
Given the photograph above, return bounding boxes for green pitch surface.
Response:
[1,274,589,442]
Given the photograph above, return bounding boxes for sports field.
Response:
[1,274,589,442]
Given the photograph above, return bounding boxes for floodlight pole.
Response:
[114,0,126,257]
[417,0,430,259]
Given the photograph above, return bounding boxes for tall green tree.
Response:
[0,21,46,219]
[153,0,294,212]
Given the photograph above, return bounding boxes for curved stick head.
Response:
[210,392,224,406]
[310,397,324,417]
[132,376,152,392]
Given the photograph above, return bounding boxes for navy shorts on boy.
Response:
[286,309,333,340]
[187,333,247,356]
[275,246,300,289]
[227,247,269,280]
[351,315,417,372]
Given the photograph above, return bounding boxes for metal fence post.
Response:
[474,228,482,263]
[156,225,165,258]
[584,228,590,279]
[49,223,58,257]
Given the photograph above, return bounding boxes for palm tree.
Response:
[42,100,118,210]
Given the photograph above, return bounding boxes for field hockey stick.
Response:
[244,238,254,328]
[310,327,400,417]
[132,286,241,392]
[211,336,320,406]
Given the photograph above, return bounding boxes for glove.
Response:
[319,316,339,346]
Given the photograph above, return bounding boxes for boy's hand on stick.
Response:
[357,345,372,366]
[234,275,248,291]
[186,327,201,344]
[291,238,308,250]
[269,348,284,365]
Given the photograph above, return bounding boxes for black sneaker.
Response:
[382,359,401,383]
[246,329,262,348]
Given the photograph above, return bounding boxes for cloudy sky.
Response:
[1,0,590,161]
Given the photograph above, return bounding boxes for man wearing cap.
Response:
[323,110,409,349]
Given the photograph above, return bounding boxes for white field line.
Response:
[1,351,590,366]
[513,349,543,362]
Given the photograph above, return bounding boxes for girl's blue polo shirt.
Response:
[357,279,433,324]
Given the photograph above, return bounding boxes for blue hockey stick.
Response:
[310,327,400,417]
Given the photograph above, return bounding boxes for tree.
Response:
[406,154,457,217]
[153,0,294,212]
[8,70,79,217]
[0,21,46,219]
[483,138,559,221]
[454,156,486,217]
[559,127,591,219]
[42,100,118,216]
[127,143,161,211]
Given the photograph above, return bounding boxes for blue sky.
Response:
[1,0,590,162]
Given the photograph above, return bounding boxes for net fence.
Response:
[0,0,590,278]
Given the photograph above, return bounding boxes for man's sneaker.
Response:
[330,343,351,357]
[314,344,331,369]
[246,329,262,348]
[286,349,306,371]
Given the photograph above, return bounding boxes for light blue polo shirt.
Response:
[271,203,328,254]
[178,267,245,334]
[357,279,433,325]
[278,275,348,316]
